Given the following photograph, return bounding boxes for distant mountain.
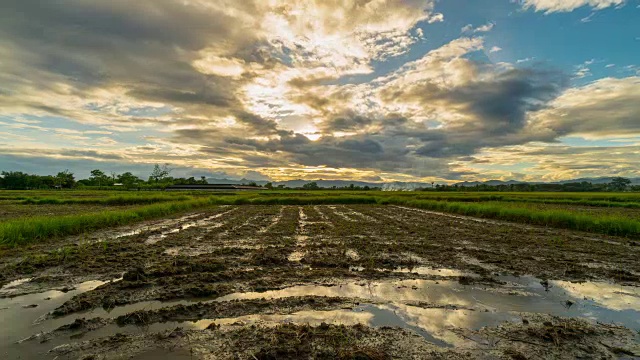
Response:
[205,178,382,188]
[276,180,383,188]
[455,180,530,187]
[455,177,640,187]
[206,178,270,186]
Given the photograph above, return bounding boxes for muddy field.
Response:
[1,204,639,359]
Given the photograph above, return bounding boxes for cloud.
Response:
[531,76,640,137]
[322,113,374,132]
[474,22,495,32]
[0,0,636,183]
[461,22,495,34]
[520,0,626,13]
[463,143,640,181]
[461,24,474,33]
[428,13,445,23]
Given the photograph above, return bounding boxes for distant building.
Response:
[165,184,263,191]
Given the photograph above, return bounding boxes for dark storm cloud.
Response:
[385,67,568,158]
[337,139,384,154]
[220,132,412,171]
[0,148,127,162]
[127,88,234,108]
[0,0,235,49]
[444,69,566,132]
[60,150,126,161]
[322,113,373,132]
[0,0,274,133]
[233,112,280,134]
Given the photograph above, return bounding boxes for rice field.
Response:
[0,191,639,359]
[2,191,640,246]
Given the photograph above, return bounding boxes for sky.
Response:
[0,0,639,183]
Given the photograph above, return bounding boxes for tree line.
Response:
[0,167,635,192]
[420,178,636,192]
[0,164,204,190]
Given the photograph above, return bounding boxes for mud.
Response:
[0,204,639,359]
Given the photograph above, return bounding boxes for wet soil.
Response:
[1,205,639,359]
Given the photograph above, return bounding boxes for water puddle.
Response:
[298,207,309,232]
[70,305,472,348]
[341,207,377,222]
[286,208,310,262]
[327,206,359,222]
[393,266,475,277]
[114,214,203,239]
[288,233,309,262]
[3,275,640,358]
[0,277,34,294]
[0,278,121,358]
[216,276,640,330]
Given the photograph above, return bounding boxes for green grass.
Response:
[20,194,192,206]
[0,198,215,246]
[498,197,640,208]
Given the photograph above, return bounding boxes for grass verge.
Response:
[21,194,192,206]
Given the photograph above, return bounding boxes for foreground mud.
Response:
[1,205,638,358]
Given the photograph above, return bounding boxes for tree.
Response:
[117,172,142,187]
[90,169,110,187]
[1,171,29,189]
[264,182,273,189]
[150,164,172,183]
[90,169,105,178]
[609,177,631,191]
[56,170,75,188]
[302,182,320,190]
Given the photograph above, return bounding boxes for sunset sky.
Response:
[1,0,639,182]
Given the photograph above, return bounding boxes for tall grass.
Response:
[499,197,640,208]
[0,198,213,246]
